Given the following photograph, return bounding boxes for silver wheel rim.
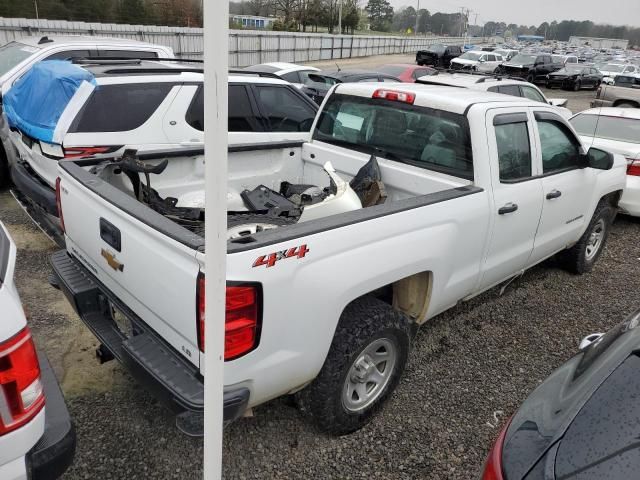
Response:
[227,222,280,240]
[342,338,397,413]
[585,218,606,261]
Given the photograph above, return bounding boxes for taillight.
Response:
[626,159,640,176]
[196,274,260,361]
[0,327,45,436]
[55,177,65,233]
[481,419,511,480]
[63,146,114,159]
[372,89,416,104]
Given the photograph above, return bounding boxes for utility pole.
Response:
[34,0,39,20]
[338,0,342,35]
[459,7,465,38]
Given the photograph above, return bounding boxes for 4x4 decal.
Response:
[253,245,310,268]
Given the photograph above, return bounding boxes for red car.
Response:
[377,64,438,83]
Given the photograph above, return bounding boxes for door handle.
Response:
[498,203,518,215]
[546,190,562,200]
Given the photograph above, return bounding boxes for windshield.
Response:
[0,42,38,78]
[557,66,583,74]
[378,65,406,76]
[571,114,640,144]
[603,64,625,73]
[459,52,482,61]
[429,44,446,53]
[510,54,536,64]
[313,93,473,179]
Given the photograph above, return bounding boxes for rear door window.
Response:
[185,85,264,132]
[280,71,301,83]
[69,83,174,133]
[254,85,317,132]
[500,85,522,97]
[45,49,95,60]
[521,86,546,103]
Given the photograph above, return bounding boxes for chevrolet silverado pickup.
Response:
[51,83,626,436]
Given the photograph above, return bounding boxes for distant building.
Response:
[230,15,276,29]
[569,36,629,50]
[518,35,545,42]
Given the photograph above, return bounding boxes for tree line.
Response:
[0,0,637,47]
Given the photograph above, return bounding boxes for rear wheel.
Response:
[526,73,535,83]
[615,102,638,108]
[559,201,614,274]
[573,80,581,91]
[296,296,412,435]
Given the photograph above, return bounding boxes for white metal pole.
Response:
[338,0,342,35]
[34,0,39,20]
[203,0,228,478]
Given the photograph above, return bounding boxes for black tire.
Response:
[615,102,638,108]
[227,213,296,239]
[526,73,535,83]
[296,296,412,436]
[573,80,581,91]
[0,145,9,189]
[546,81,552,89]
[559,201,614,274]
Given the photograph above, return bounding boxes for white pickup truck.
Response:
[51,83,626,435]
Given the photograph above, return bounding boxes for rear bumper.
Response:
[27,351,76,480]
[619,176,640,217]
[50,250,249,425]
[10,162,64,246]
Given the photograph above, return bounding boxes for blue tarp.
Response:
[3,60,96,143]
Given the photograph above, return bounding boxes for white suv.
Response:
[0,35,174,186]
[450,50,504,73]
[4,59,318,243]
[0,221,75,480]
[416,72,573,119]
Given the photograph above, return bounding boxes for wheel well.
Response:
[601,190,622,209]
[613,100,639,108]
[367,271,433,325]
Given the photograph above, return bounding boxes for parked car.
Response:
[450,51,504,73]
[52,83,624,436]
[600,63,638,85]
[499,53,563,83]
[416,73,573,119]
[300,69,401,104]
[416,43,462,68]
[592,80,640,108]
[0,36,174,187]
[245,62,320,87]
[545,65,603,91]
[482,309,640,480]
[570,108,640,216]
[377,64,437,82]
[613,73,640,88]
[3,59,318,244]
[551,54,579,65]
[0,221,75,480]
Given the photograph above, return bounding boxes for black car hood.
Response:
[502,310,640,480]
[549,72,575,78]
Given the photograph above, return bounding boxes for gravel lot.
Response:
[0,64,621,479]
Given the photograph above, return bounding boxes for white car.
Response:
[450,50,504,73]
[0,221,75,479]
[493,49,519,62]
[246,62,320,88]
[0,35,174,186]
[416,73,573,118]
[570,108,640,216]
[4,59,318,243]
[552,54,579,65]
[52,83,624,436]
[600,63,638,85]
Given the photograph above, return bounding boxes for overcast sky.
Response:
[391,0,640,27]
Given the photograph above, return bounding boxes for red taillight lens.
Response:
[481,419,511,480]
[196,274,260,361]
[627,159,640,176]
[372,89,416,104]
[55,177,65,234]
[63,146,112,159]
[0,327,45,436]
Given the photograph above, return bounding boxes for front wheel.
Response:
[559,201,614,274]
[296,296,412,435]
[526,73,535,83]
[573,80,581,91]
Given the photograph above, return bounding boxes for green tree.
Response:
[365,0,393,32]
[417,8,430,34]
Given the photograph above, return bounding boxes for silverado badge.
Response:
[101,249,124,272]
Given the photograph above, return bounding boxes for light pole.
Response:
[34,0,39,20]
[338,0,342,34]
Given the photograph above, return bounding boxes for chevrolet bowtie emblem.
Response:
[101,249,124,272]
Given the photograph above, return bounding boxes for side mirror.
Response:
[579,332,604,350]
[585,147,614,170]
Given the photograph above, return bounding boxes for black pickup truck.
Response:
[416,44,462,68]
[499,53,563,83]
